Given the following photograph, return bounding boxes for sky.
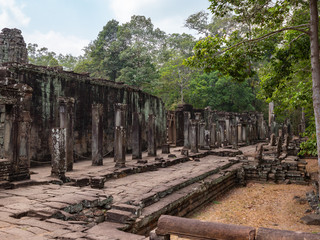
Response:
[0,0,210,56]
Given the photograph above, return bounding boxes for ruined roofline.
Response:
[1,61,163,101]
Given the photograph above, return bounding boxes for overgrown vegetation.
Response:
[28,14,262,112]
[27,1,318,157]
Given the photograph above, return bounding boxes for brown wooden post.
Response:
[256,227,320,240]
[156,215,256,240]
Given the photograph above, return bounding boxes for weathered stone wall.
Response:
[0,63,167,164]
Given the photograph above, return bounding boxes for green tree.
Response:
[185,0,320,195]
[28,43,81,71]
[157,57,197,109]
[28,43,59,67]
[85,16,166,89]
[89,19,124,80]
[186,71,255,112]
[185,11,241,37]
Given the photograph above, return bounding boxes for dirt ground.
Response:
[173,159,320,239]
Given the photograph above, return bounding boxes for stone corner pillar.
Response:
[92,104,103,166]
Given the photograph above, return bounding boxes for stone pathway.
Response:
[0,147,251,239]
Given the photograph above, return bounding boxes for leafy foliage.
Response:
[186,72,255,112]
[299,118,317,157]
[29,12,266,114]
[28,43,80,70]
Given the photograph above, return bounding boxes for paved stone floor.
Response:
[0,146,252,239]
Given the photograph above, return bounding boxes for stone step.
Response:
[131,159,238,208]
[128,164,242,235]
[106,209,136,224]
[112,203,142,217]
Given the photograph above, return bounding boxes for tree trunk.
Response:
[309,0,320,197]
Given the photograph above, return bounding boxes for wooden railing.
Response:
[150,215,320,240]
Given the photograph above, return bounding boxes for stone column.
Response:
[92,104,103,166]
[183,111,191,149]
[114,103,127,127]
[59,97,75,171]
[242,124,248,144]
[132,112,142,160]
[204,130,211,150]
[114,126,126,168]
[219,124,225,146]
[114,103,127,162]
[51,128,66,179]
[189,120,198,153]
[210,123,216,148]
[268,102,274,128]
[238,123,242,143]
[232,124,238,149]
[199,121,205,149]
[225,116,230,145]
[148,114,157,156]
[194,112,201,146]
[216,130,221,148]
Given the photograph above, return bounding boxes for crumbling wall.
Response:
[1,63,166,164]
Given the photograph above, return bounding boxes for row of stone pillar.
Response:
[91,103,158,168]
[51,101,160,178]
[183,111,266,153]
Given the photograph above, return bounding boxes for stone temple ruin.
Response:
[0,28,314,239]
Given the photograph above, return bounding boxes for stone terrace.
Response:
[0,146,245,240]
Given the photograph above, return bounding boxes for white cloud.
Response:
[155,16,190,34]
[24,31,90,56]
[0,0,30,29]
[109,0,160,23]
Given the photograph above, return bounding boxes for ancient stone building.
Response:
[0,28,167,168]
[0,28,269,183]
